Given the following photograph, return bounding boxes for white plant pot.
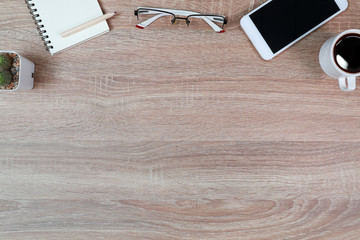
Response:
[0,51,35,91]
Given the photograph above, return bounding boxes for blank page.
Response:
[31,0,109,55]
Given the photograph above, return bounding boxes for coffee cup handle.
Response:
[338,76,356,91]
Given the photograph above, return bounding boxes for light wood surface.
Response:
[1,0,360,239]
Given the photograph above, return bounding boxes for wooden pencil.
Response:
[61,12,117,38]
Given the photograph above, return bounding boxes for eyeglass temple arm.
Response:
[136,9,173,16]
[136,13,171,28]
[198,16,224,32]
[137,8,199,16]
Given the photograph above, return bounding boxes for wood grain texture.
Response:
[1,0,360,239]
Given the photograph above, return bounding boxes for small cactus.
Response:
[0,54,11,71]
[0,70,12,86]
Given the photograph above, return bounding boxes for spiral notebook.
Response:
[25,0,109,55]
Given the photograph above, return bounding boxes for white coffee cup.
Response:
[319,29,360,91]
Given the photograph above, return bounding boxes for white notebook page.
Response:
[32,0,109,55]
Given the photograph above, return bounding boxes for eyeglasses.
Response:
[134,7,227,33]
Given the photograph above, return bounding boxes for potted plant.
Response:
[0,51,35,91]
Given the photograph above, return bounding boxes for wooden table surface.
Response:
[1,0,360,239]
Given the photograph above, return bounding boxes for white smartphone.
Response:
[240,0,349,60]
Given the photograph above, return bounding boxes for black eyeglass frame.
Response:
[134,8,227,29]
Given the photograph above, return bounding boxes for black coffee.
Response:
[333,34,360,73]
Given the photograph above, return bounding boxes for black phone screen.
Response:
[250,0,340,53]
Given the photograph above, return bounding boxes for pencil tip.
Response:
[114,11,117,14]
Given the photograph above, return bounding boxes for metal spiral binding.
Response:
[25,0,53,51]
